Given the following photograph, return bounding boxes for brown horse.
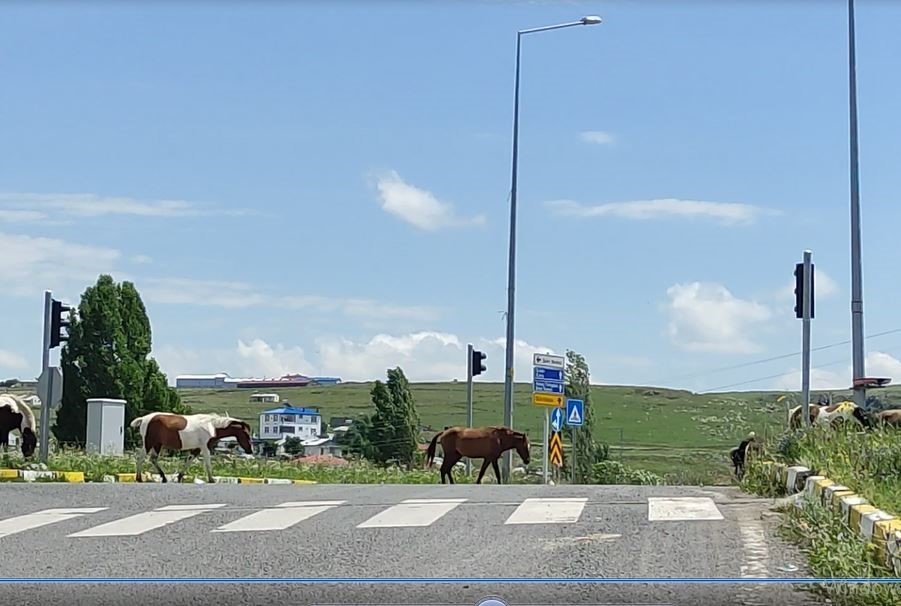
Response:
[425,425,530,484]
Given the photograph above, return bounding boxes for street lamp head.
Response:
[581,16,602,25]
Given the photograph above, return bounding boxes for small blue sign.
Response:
[533,367,563,382]
[566,398,584,428]
[550,407,564,432]
[532,379,564,394]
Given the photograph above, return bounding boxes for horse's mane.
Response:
[1,393,36,430]
[206,414,247,430]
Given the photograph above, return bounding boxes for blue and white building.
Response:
[258,404,322,440]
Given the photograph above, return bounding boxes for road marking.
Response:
[0,508,107,539]
[738,520,771,578]
[213,501,345,532]
[356,498,467,528]
[504,498,588,525]
[68,504,226,537]
[647,497,724,521]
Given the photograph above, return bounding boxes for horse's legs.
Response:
[439,458,453,484]
[149,448,168,482]
[177,449,199,483]
[491,459,502,484]
[135,447,146,482]
[476,459,491,484]
[201,446,213,483]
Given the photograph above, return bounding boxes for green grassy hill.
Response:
[9,381,897,485]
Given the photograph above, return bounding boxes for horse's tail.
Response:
[425,431,444,468]
[129,415,147,430]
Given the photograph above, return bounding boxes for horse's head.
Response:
[851,405,873,428]
[20,426,37,458]
[512,430,530,466]
[220,419,254,455]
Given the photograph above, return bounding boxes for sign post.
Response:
[532,353,565,484]
[565,398,584,483]
[466,343,474,476]
[39,291,53,464]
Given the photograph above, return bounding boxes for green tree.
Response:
[562,349,609,483]
[53,274,188,447]
[283,436,304,456]
[385,367,419,467]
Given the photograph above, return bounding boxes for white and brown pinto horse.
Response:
[788,401,868,429]
[0,393,38,457]
[130,412,253,483]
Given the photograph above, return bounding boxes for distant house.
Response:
[249,393,280,404]
[176,373,232,389]
[311,376,342,386]
[329,416,354,430]
[301,436,343,457]
[258,404,322,441]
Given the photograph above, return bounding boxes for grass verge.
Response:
[0,449,481,484]
[778,497,900,606]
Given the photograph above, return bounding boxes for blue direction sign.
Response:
[550,407,564,432]
[566,398,584,428]
[533,367,563,382]
[532,379,564,394]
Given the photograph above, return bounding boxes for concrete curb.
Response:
[0,468,85,483]
[100,472,317,485]
[0,468,315,485]
[763,461,901,575]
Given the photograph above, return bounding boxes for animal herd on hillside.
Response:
[2,391,899,485]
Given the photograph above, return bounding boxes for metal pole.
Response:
[570,427,576,483]
[801,251,813,428]
[502,31,523,485]
[466,343,474,477]
[848,0,866,407]
[39,290,52,464]
[542,407,549,484]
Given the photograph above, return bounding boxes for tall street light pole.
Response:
[502,15,602,482]
[847,0,866,406]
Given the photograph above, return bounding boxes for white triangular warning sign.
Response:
[568,405,582,424]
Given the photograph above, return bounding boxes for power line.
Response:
[699,341,901,393]
[653,327,901,386]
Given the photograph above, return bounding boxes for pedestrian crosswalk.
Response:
[0,496,727,540]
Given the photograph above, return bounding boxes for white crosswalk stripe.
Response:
[213,500,345,533]
[647,497,724,521]
[68,503,226,537]
[0,508,107,539]
[0,496,731,540]
[504,497,588,525]
[356,498,467,528]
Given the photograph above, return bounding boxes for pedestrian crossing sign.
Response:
[566,398,584,427]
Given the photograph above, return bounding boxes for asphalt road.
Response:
[0,483,828,605]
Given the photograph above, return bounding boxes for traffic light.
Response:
[471,349,487,376]
[793,263,814,319]
[50,299,74,348]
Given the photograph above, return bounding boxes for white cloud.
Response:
[372,170,486,231]
[664,282,773,354]
[0,192,254,220]
[155,332,558,384]
[579,130,615,145]
[0,349,28,372]
[773,351,901,391]
[0,235,437,323]
[0,231,122,297]
[136,277,439,322]
[545,198,777,226]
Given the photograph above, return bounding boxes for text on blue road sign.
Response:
[532,379,564,394]
[533,367,563,382]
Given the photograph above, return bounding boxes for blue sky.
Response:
[2,0,901,393]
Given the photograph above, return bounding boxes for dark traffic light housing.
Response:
[471,349,487,376]
[793,263,815,319]
[50,299,74,348]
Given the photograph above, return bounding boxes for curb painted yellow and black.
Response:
[101,473,316,485]
[0,468,85,483]
[1,468,315,485]
[763,461,901,576]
